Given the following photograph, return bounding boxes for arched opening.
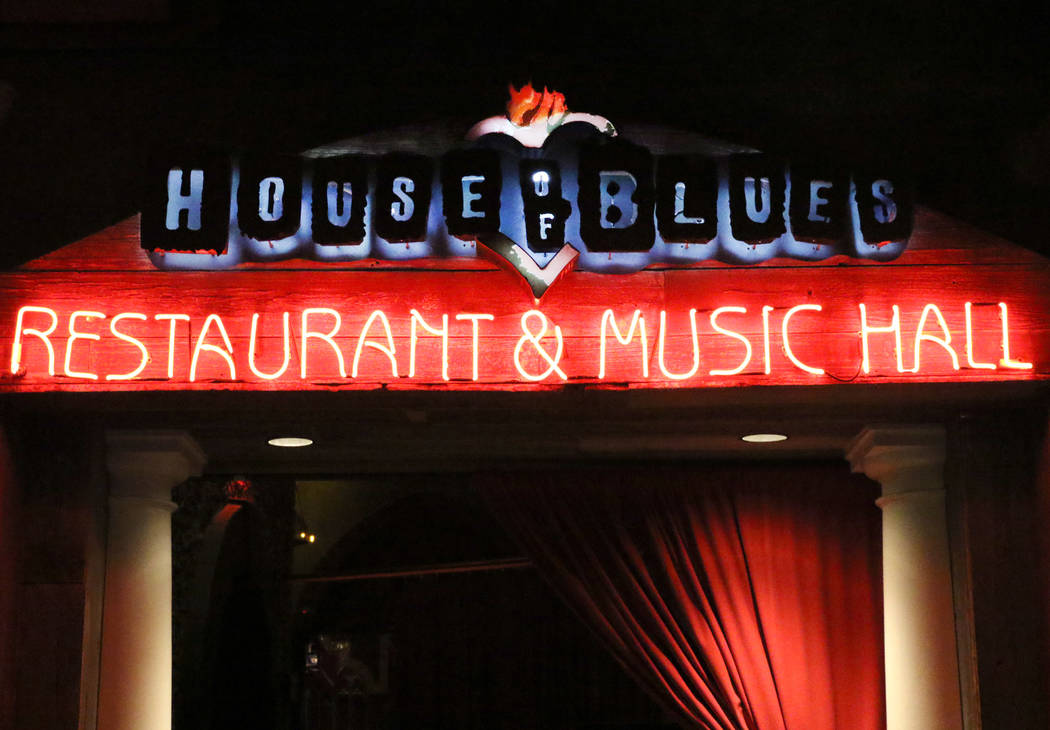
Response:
[293,478,674,730]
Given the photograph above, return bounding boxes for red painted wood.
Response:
[1,260,1048,392]
[5,205,1050,393]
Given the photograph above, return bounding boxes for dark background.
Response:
[1,1,1048,268]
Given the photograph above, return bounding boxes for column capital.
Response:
[846,425,946,492]
[105,430,205,500]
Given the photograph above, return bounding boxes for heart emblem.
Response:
[476,233,579,300]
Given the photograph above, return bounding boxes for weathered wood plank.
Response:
[0,260,1048,392]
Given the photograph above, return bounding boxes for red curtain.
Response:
[481,463,885,730]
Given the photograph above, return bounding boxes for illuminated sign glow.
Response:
[3,90,1045,395]
[141,87,913,297]
[4,299,1033,390]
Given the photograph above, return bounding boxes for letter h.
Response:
[166,168,204,231]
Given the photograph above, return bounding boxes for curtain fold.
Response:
[481,463,884,730]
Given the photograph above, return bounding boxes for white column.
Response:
[847,425,962,730]
[97,431,205,730]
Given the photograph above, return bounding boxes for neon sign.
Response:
[3,88,1045,396]
[6,300,1033,389]
[141,85,913,296]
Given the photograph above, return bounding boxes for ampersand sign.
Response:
[514,310,567,381]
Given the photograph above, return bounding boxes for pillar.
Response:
[0,426,18,730]
[97,431,205,730]
[847,425,962,730]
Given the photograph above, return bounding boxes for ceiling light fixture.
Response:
[268,436,314,448]
[741,433,788,443]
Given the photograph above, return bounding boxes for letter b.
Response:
[578,138,654,253]
[599,171,639,229]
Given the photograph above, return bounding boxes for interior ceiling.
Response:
[9,381,1045,475]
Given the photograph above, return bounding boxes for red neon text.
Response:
[6,301,1033,386]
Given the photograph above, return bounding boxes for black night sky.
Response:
[1,1,1049,269]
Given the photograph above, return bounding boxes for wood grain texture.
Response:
[4,210,1050,392]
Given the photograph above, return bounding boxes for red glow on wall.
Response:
[3,211,1048,394]
[0,269,1043,393]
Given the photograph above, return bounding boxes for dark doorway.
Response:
[174,475,675,730]
[293,481,676,730]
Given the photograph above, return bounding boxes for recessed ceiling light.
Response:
[741,433,788,443]
[268,437,314,448]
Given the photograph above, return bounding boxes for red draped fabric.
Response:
[482,463,885,730]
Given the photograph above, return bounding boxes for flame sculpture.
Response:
[466,83,614,147]
[506,83,568,127]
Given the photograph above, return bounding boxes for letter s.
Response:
[391,176,416,222]
[871,180,897,224]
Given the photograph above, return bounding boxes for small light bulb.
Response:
[741,433,788,443]
[268,437,313,448]
[308,534,316,544]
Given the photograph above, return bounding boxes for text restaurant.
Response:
[1,86,1049,730]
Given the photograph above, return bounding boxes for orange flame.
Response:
[507,83,568,126]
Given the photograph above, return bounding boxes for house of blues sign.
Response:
[141,85,912,298]
[2,86,1046,393]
